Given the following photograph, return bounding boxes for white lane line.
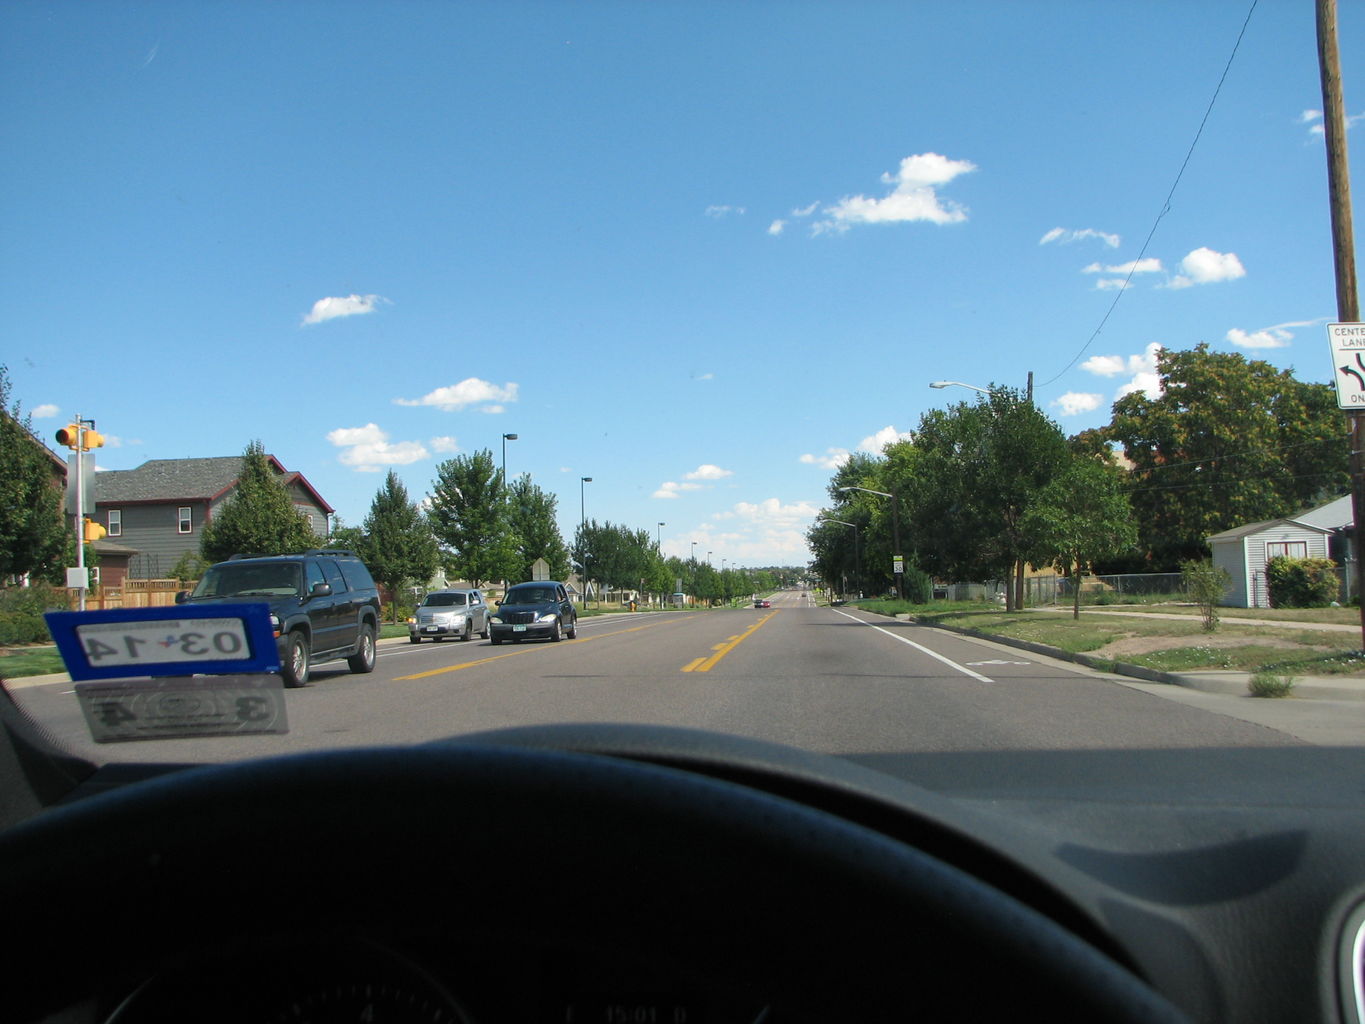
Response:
[830,607,994,683]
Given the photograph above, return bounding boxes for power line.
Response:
[1040,0,1260,389]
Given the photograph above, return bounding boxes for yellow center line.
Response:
[393,618,680,680]
[682,610,777,672]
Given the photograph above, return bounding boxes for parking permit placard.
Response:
[45,603,279,681]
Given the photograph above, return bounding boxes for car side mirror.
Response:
[174,590,187,604]
[308,582,333,599]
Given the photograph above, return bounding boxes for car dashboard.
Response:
[2,705,1364,1023]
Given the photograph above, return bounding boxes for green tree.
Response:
[199,441,318,563]
[428,450,516,587]
[1106,345,1349,570]
[900,387,1069,609]
[1022,457,1138,619]
[0,366,70,583]
[506,474,572,584]
[361,471,439,621]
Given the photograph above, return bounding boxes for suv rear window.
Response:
[337,558,376,592]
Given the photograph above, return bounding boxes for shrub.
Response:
[1249,670,1296,698]
[901,566,933,605]
[0,584,62,646]
[1181,559,1230,632]
[1266,556,1339,609]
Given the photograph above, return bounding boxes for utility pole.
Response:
[1317,0,1363,645]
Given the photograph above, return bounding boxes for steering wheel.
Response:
[0,725,1186,1022]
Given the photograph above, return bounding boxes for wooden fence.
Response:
[68,579,186,610]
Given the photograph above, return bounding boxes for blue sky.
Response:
[3,1,1361,567]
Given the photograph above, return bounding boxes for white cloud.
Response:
[799,448,851,470]
[1052,392,1104,416]
[1302,108,1365,136]
[301,293,388,326]
[858,425,914,453]
[1082,258,1163,275]
[394,378,518,413]
[705,205,746,218]
[684,464,733,481]
[327,423,429,471]
[792,202,819,217]
[652,481,704,500]
[31,403,59,419]
[1040,227,1121,248]
[1227,327,1291,350]
[768,220,786,236]
[1094,278,1131,291]
[814,153,976,234]
[1166,247,1245,289]
[429,435,460,453]
[1084,343,1164,401]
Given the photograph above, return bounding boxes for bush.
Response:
[1266,556,1339,609]
[0,584,62,646]
[1249,670,1296,698]
[901,566,933,605]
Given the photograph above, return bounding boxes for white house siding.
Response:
[1211,539,1251,608]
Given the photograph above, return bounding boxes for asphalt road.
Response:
[13,591,1365,801]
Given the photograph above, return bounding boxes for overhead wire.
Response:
[1039,0,1260,390]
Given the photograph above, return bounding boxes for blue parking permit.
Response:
[44,603,280,682]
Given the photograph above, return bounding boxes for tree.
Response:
[1106,345,1349,570]
[428,450,516,587]
[361,471,439,620]
[506,474,572,584]
[1022,457,1138,619]
[899,387,1069,609]
[199,441,319,563]
[0,366,70,583]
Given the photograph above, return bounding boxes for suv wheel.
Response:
[282,631,311,688]
[347,624,377,674]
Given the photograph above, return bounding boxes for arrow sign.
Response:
[1327,323,1365,409]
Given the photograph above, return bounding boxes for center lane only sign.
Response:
[1327,322,1365,409]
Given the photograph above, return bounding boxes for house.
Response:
[93,456,333,579]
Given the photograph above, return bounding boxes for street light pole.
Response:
[657,522,665,549]
[580,476,592,606]
[500,433,518,496]
[839,485,902,599]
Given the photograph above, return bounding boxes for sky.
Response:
[3,1,1362,569]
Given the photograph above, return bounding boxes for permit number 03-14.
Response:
[76,618,253,668]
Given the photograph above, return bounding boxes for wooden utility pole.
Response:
[1316,0,1363,644]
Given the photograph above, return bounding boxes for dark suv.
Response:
[178,549,382,687]
[489,581,578,644]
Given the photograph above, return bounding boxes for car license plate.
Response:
[513,625,527,632]
[425,626,439,632]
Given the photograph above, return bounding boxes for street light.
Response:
[657,522,665,548]
[839,485,903,599]
[580,477,592,606]
[817,517,861,600]
[929,373,1033,402]
[500,433,518,493]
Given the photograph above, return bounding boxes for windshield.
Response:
[422,593,468,607]
[2,2,1364,788]
[191,563,301,599]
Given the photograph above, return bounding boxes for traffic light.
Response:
[54,423,105,451]
[83,518,107,543]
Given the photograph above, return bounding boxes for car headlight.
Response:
[406,616,416,625]
[490,613,504,624]
[270,613,281,636]
[536,612,558,623]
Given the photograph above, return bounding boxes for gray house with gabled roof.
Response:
[94,455,333,579]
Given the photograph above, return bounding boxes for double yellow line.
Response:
[392,620,662,680]
[682,610,777,672]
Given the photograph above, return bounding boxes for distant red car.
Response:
[754,598,771,608]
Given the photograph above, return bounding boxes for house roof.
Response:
[1208,517,1330,542]
[1293,493,1353,531]
[94,456,334,513]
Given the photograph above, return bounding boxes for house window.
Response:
[1265,541,1308,561]
[107,509,121,537]
[178,507,193,534]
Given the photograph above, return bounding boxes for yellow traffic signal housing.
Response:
[83,518,107,543]
[55,425,82,448]
[83,429,105,450]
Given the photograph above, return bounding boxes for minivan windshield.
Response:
[505,588,556,604]
[422,593,468,607]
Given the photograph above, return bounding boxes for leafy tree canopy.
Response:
[199,440,318,563]
[428,450,517,587]
[506,474,572,584]
[0,366,75,583]
[361,470,439,610]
